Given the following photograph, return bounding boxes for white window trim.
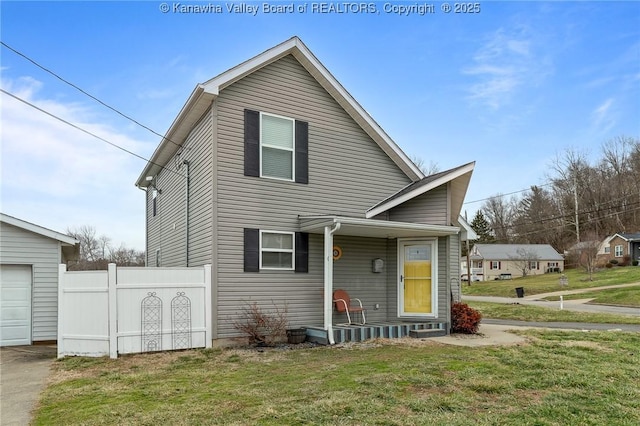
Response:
[491,261,500,270]
[259,230,295,271]
[259,112,295,182]
[614,245,624,257]
[397,238,438,319]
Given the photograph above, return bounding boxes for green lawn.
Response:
[35,331,640,425]
[462,266,640,298]
[543,286,640,306]
[467,301,640,324]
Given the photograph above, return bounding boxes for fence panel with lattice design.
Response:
[58,264,212,358]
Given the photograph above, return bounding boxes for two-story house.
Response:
[135,37,475,345]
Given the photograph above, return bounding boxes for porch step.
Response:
[305,322,449,345]
[305,327,330,345]
[409,329,447,338]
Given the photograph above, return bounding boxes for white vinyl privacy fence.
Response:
[58,264,212,358]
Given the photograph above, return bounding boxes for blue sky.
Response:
[1,1,639,251]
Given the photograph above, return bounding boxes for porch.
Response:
[304,320,448,345]
[299,215,459,345]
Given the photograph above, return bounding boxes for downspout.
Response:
[136,185,149,266]
[184,160,190,267]
[324,221,341,345]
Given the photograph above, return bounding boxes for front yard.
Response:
[462,266,640,299]
[467,301,640,324]
[36,331,640,425]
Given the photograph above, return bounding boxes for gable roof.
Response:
[366,161,475,221]
[1,213,78,246]
[136,36,423,188]
[614,232,640,241]
[471,244,563,261]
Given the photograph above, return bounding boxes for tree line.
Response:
[66,225,145,270]
[469,136,639,254]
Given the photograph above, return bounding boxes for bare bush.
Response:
[234,302,289,346]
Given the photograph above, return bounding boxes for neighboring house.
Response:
[135,37,475,345]
[467,244,564,281]
[0,213,79,346]
[598,233,640,265]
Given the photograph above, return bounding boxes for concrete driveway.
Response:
[0,345,56,425]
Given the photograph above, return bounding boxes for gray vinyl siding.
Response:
[388,184,449,225]
[0,222,61,342]
[449,235,462,305]
[213,54,411,338]
[437,237,448,320]
[331,236,390,324]
[386,239,398,319]
[146,111,213,267]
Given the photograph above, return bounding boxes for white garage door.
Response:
[0,265,32,346]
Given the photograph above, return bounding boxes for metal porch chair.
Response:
[333,289,366,325]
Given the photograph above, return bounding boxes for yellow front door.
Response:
[402,244,432,314]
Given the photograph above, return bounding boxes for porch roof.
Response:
[299,215,459,239]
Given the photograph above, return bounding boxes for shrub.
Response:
[451,302,482,334]
[621,255,631,266]
[633,260,639,266]
[610,259,619,265]
[605,262,613,268]
[234,301,288,346]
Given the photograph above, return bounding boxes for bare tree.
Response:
[410,155,440,176]
[67,225,103,267]
[474,137,639,255]
[66,225,144,270]
[574,240,600,281]
[508,248,540,277]
[482,195,515,243]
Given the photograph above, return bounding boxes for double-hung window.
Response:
[260,231,294,270]
[245,109,308,183]
[261,113,294,180]
[615,245,623,257]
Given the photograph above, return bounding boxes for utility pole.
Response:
[466,211,471,286]
[574,175,580,243]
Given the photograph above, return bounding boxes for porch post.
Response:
[324,222,340,345]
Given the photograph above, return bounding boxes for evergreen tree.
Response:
[470,210,495,244]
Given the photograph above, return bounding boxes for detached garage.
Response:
[0,213,79,346]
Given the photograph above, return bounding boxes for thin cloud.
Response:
[463,27,550,110]
[590,98,617,135]
[0,76,148,249]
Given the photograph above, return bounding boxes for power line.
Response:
[512,204,640,239]
[464,182,554,205]
[0,41,183,149]
[1,88,182,178]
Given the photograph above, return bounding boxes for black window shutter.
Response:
[244,110,260,177]
[244,228,260,272]
[295,120,308,184]
[295,232,309,273]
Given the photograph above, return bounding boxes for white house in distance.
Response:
[0,213,79,346]
[462,244,564,281]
